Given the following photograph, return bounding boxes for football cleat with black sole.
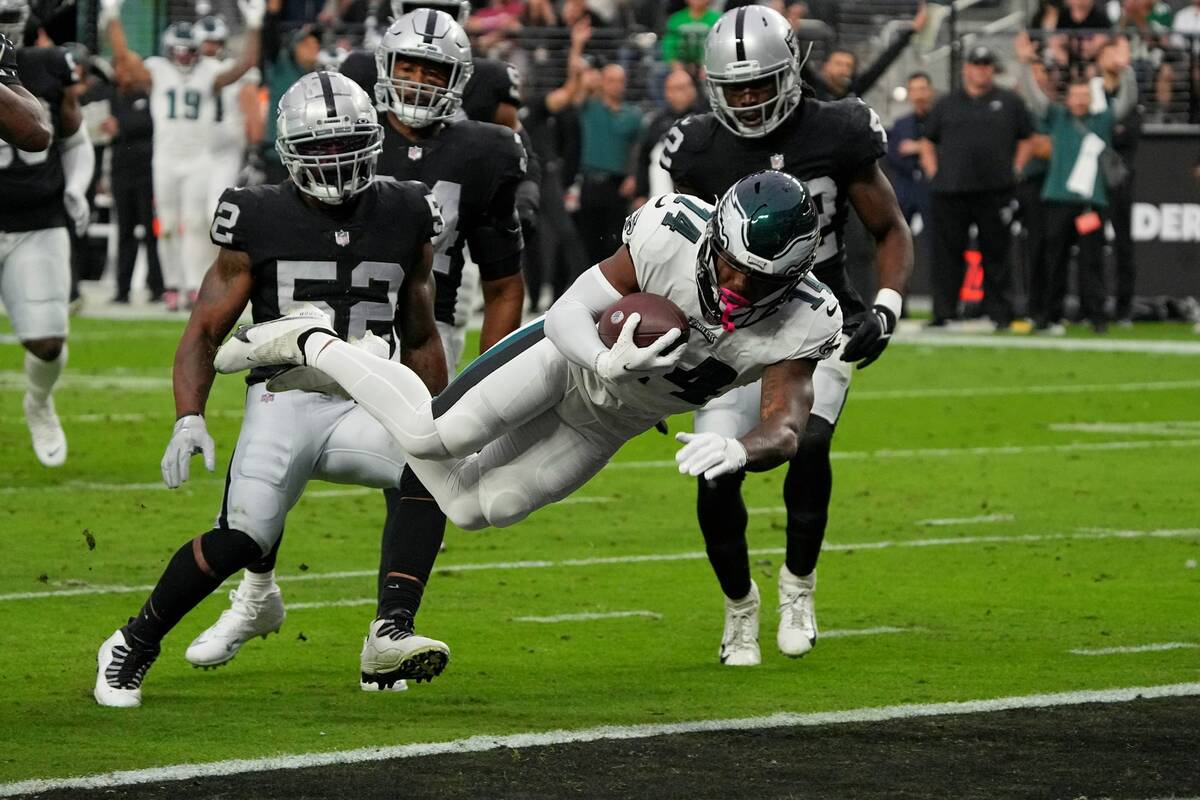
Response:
[94,628,160,708]
[360,616,449,691]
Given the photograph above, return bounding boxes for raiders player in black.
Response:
[94,72,449,707]
[663,6,913,666]
[0,31,51,149]
[0,12,94,469]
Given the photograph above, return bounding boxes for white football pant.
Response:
[153,152,211,293]
[0,227,70,340]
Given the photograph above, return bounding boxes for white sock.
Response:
[25,345,67,404]
[240,569,277,594]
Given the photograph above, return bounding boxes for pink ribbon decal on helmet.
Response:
[718,287,751,332]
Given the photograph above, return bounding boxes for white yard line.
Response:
[851,379,1200,400]
[2,682,1197,796]
[1068,642,1200,656]
[4,527,1197,604]
[514,610,663,623]
[915,514,1015,527]
[892,333,1200,355]
[287,598,376,611]
[1049,421,1200,437]
[0,371,171,391]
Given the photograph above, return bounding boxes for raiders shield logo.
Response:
[770,153,785,170]
[408,146,423,161]
[335,230,350,246]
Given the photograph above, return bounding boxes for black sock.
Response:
[123,529,263,648]
[247,529,283,573]
[783,416,835,577]
[697,471,751,600]
[376,467,447,620]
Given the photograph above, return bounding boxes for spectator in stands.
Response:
[261,2,321,182]
[1174,0,1200,34]
[1057,0,1112,30]
[886,71,934,232]
[561,0,605,28]
[521,0,557,26]
[104,53,164,305]
[1118,0,1178,120]
[575,60,642,267]
[1030,0,1064,29]
[468,0,524,54]
[1097,37,1141,325]
[1016,30,1136,334]
[661,0,719,75]
[803,2,930,101]
[634,68,699,208]
[919,44,1034,330]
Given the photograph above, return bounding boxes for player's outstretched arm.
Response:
[213,0,264,92]
[842,161,913,369]
[676,358,815,480]
[396,243,448,395]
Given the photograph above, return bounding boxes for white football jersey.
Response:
[573,193,843,429]
[211,59,259,154]
[145,56,224,155]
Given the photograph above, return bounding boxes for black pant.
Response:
[931,190,1015,325]
[112,171,164,300]
[1108,174,1135,319]
[577,172,628,269]
[1014,178,1046,308]
[1033,201,1106,326]
[536,162,587,305]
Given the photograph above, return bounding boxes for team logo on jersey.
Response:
[408,146,423,161]
[770,153,785,170]
[335,230,350,246]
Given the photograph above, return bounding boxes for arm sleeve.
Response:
[543,264,624,371]
[1111,65,1137,120]
[60,124,95,197]
[1018,63,1050,119]
[850,27,915,97]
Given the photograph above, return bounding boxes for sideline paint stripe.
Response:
[514,610,662,623]
[4,527,1197,604]
[915,514,1015,527]
[288,598,376,611]
[851,379,1200,401]
[893,333,1200,355]
[3,682,1198,796]
[1068,642,1200,656]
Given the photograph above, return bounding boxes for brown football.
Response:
[597,292,690,352]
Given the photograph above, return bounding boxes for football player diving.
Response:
[213,169,844,666]
[661,5,913,666]
[94,72,448,708]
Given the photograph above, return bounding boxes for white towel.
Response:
[1088,77,1109,114]
[1066,132,1106,199]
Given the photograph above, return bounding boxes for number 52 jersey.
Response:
[571,193,843,435]
[209,177,441,383]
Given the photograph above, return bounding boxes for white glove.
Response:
[593,312,684,383]
[161,414,216,489]
[64,191,90,234]
[675,432,747,480]
[99,0,122,21]
[238,0,266,29]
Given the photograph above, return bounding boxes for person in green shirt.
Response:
[260,12,322,181]
[1016,31,1136,333]
[661,0,721,71]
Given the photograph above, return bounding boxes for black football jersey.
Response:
[661,96,887,311]
[378,117,525,326]
[210,178,440,384]
[461,58,521,124]
[0,46,77,232]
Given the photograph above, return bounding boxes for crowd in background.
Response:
[26,0,1200,326]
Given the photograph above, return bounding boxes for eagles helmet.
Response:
[375,9,473,128]
[0,0,29,45]
[196,15,229,57]
[697,170,821,331]
[276,71,384,205]
[703,5,802,139]
[162,22,200,70]
[389,0,469,24]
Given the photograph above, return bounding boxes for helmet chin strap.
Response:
[718,287,751,332]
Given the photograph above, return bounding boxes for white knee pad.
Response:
[478,471,536,529]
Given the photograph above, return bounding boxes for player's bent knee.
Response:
[198,528,266,578]
[799,415,835,454]
[478,480,535,530]
[23,337,64,362]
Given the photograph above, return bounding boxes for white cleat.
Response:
[94,629,159,708]
[266,330,390,396]
[185,587,286,668]
[360,617,449,691]
[24,393,66,467]
[213,304,336,374]
[719,581,761,667]
[777,565,818,658]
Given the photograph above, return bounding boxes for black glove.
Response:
[0,33,20,85]
[840,304,898,370]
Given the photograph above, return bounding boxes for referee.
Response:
[920,45,1034,329]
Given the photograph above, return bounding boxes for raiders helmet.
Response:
[276,71,384,205]
[703,6,802,139]
[162,21,200,70]
[697,170,821,331]
[389,0,469,24]
[375,9,473,128]
[0,0,28,45]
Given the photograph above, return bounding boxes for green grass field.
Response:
[2,316,1199,786]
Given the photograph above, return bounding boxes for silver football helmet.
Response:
[162,22,200,70]
[375,9,473,128]
[0,0,29,45]
[697,171,822,331]
[389,0,469,24]
[703,5,802,139]
[276,71,384,205]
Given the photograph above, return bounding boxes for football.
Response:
[597,292,690,352]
